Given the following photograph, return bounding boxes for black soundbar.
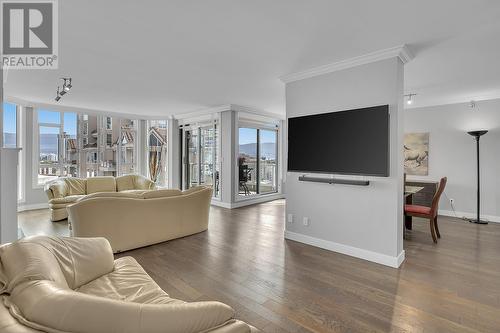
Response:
[298,175,370,186]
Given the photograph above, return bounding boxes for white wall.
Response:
[405,99,500,221]
[285,58,405,267]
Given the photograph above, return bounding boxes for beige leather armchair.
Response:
[44,175,156,222]
[0,236,256,333]
[67,186,212,253]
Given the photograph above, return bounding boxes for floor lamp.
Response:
[467,130,488,224]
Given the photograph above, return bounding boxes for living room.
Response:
[1,1,500,332]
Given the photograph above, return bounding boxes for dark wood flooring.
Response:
[19,200,500,332]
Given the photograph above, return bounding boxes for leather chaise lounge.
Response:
[0,236,258,333]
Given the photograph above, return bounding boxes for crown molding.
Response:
[173,104,284,121]
[280,44,413,84]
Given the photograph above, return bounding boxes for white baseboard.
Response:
[210,200,232,209]
[211,193,285,209]
[439,210,500,223]
[284,230,405,268]
[18,203,48,212]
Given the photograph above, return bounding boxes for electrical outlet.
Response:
[302,217,310,226]
[287,214,294,223]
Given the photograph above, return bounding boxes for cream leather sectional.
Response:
[45,175,156,222]
[0,236,257,333]
[67,186,213,253]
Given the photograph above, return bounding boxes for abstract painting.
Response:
[404,132,429,176]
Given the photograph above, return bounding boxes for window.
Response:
[147,120,168,187]
[37,110,63,185]
[3,102,24,201]
[238,128,258,195]
[3,102,17,148]
[238,127,278,197]
[35,111,140,185]
[259,129,278,194]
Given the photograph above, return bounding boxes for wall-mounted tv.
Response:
[287,105,390,177]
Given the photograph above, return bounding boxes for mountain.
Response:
[239,143,276,160]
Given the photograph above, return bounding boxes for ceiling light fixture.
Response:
[55,87,62,102]
[404,93,417,105]
[62,77,72,91]
[54,77,72,102]
[470,100,476,109]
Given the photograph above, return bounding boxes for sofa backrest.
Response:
[65,178,87,195]
[0,236,114,292]
[46,175,155,199]
[86,176,117,194]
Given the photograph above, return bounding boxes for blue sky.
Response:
[239,127,276,145]
[3,102,16,133]
[38,109,77,135]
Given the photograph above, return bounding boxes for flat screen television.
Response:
[287,105,389,177]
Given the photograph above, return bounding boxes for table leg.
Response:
[405,194,413,230]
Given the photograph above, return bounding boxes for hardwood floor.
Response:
[19,200,500,332]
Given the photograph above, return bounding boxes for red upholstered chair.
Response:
[404,177,447,243]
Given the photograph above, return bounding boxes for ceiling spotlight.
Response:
[55,87,62,102]
[404,93,417,105]
[60,89,67,96]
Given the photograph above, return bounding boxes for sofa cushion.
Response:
[0,240,69,291]
[86,176,117,194]
[116,175,136,192]
[405,204,431,215]
[65,178,87,195]
[0,236,114,292]
[142,189,182,199]
[76,256,182,305]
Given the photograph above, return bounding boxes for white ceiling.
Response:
[4,0,500,116]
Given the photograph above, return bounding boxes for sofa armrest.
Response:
[134,175,156,190]
[9,281,235,333]
[44,180,67,199]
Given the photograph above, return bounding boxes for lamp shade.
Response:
[467,130,488,138]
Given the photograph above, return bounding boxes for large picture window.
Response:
[238,126,278,197]
[36,110,138,185]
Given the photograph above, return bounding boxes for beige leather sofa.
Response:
[0,236,256,333]
[44,175,156,222]
[67,186,212,253]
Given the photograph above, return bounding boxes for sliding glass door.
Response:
[182,121,220,198]
[238,127,278,197]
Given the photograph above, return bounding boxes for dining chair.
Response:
[404,177,447,243]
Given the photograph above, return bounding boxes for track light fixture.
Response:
[404,93,417,105]
[54,77,73,101]
[62,77,72,91]
[55,87,62,102]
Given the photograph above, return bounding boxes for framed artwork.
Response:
[404,132,429,176]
